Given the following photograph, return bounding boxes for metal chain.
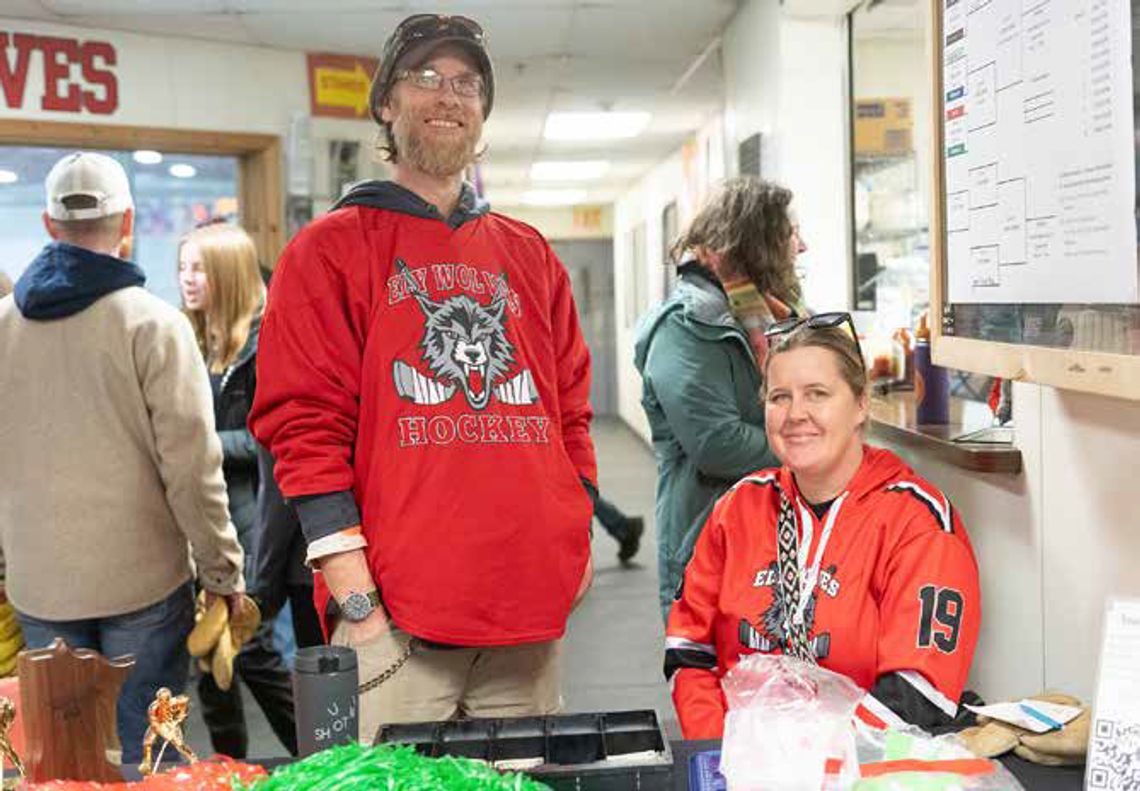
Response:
[357,637,416,695]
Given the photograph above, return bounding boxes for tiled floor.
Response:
[181,416,677,760]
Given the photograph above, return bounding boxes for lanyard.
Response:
[791,492,848,625]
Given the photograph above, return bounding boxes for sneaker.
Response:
[617,517,644,564]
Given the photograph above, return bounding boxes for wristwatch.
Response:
[338,590,382,623]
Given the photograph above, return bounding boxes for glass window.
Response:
[849,0,930,338]
[0,147,238,307]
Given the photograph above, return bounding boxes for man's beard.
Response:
[393,113,481,178]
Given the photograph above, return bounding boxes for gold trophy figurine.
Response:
[0,696,24,787]
[138,688,198,776]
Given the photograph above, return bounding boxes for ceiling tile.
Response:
[55,13,255,44]
[10,0,734,202]
[0,1,60,19]
[43,0,228,12]
[238,10,405,55]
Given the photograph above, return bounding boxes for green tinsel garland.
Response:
[236,742,553,791]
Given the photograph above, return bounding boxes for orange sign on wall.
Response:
[306,52,379,119]
[573,206,603,231]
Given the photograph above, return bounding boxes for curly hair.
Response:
[671,177,802,305]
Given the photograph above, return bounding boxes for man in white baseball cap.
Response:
[0,152,246,765]
[45,150,134,220]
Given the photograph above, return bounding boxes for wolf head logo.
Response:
[736,561,830,660]
[397,259,515,410]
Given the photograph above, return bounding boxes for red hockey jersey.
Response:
[665,446,980,739]
[251,190,596,646]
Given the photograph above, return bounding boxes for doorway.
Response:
[551,238,617,416]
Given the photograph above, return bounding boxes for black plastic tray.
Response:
[377,709,673,790]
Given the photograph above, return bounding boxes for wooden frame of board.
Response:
[0,119,284,266]
[928,0,1140,401]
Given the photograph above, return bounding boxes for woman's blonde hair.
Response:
[762,325,868,403]
[670,177,802,305]
[179,223,265,373]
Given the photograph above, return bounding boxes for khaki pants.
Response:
[330,621,563,745]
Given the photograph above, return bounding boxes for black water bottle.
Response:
[293,645,359,757]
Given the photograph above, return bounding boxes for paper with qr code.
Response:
[1087,598,1140,790]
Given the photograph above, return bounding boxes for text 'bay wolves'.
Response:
[390,259,540,417]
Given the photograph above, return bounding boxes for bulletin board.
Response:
[930,0,1140,400]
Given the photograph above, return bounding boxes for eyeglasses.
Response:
[764,311,865,365]
[393,14,485,46]
[396,67,485,98]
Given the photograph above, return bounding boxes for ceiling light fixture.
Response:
[530,160,610,181]
[169,163,197,179]
[521,189,589,206]
[543,112,651,141]
[133,150,163,165]
[0,169,17,184]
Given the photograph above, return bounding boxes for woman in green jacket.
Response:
[633,178,808,620]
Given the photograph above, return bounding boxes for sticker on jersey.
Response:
[740,560,838,659]
[391,258,539,411]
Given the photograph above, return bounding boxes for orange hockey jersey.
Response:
[665,446,980,739]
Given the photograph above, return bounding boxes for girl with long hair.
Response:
[178,222,297,758]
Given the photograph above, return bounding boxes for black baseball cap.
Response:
[369,14,495,125]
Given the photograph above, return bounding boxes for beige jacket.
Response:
[0,288,245,620]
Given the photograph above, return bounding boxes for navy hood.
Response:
[14,241,146,320]
[332,180,490,229]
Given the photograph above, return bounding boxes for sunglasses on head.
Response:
[764,311,865,365]
[393,14,484,44]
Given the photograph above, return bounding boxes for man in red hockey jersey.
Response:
[250,14,596,743]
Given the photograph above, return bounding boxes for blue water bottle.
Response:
[914,313,949,425]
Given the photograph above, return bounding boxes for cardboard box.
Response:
[854,97,913,155]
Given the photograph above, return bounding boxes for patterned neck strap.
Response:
[776,489,818,664]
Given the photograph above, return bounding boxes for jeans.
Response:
[16,582,195,764]
[594,495,631,539]
[287,584,324,649]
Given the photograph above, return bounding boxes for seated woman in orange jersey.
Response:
[664,313,980,739]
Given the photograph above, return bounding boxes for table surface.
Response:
[669,740,1085,791]
[10,741,1086,789]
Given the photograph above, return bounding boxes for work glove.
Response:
[957,691,1089,766]
[187,591,261,691]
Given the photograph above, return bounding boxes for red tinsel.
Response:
[27,757,267,791]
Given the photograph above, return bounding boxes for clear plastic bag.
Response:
[718,654,1026,791]
[851,719,1026,790]
[719,654,864,791]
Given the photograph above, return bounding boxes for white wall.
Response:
[496,204,613,241]
[1035,386,1140,698]
[0,18,302,133]
[775,16,851,313]
[613,0,852,441]
[614,152,685,442]
[614,0,1140,703]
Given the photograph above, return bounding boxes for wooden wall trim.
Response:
[0,119,284,264]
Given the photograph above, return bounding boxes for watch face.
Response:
[341,592,374,622]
